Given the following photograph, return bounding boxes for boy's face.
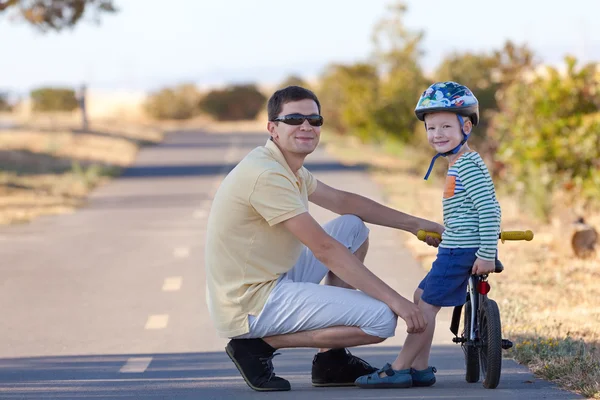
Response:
[424,112,472,154]
[267,99,321,156]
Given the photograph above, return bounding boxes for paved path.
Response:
[0,130,582,399]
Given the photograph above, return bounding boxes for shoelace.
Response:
[257,352,281,382]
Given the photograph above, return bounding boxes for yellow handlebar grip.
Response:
[500,230,534,243]
[417,230,442,241]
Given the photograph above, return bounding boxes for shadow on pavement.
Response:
[120,162,368,178]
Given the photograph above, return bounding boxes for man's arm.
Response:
[309,179,444,240]
[281,211,427,333]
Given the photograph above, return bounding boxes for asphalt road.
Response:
[0,129,582,399]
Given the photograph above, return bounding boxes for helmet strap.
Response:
[423,115,470,180]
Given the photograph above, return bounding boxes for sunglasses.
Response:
[271,113,324,127]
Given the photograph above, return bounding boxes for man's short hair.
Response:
[267,86,321,121]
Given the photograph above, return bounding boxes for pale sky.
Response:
[1,0,598,94]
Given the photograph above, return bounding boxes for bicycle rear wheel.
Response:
[480,299,502,389]
[462,300,479,383]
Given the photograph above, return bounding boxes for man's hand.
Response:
[472,258,495,275]
[390,297,427,334]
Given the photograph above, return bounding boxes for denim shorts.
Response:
[418,247,479,307]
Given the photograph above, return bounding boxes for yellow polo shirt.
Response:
[205,139,318,338]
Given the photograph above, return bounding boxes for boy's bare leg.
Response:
[263,325,384,350]
[388,299,440,372]
[408,288,434,369]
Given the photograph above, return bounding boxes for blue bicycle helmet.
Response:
[415,81,480,180]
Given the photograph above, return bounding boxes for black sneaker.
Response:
[311,348,378,387]
[225,338,291,391]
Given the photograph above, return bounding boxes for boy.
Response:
[355,81,502,388]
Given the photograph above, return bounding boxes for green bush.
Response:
[491,56,600,218]
[144,83,201,120]
[199,84,266,121]
[30,87,78,112]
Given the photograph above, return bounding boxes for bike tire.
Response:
[480,299,502,389]
[463,300,480,383]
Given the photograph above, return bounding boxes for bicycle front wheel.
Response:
[480,299,502,389]
[463,300,479,383]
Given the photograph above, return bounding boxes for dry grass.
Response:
[322,132,600,398]
[0,117,163,225]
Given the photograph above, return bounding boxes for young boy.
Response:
[355,81,502,388]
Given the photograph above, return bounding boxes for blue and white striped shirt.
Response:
[440,152,502,261]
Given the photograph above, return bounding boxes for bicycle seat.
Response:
[495,258,504,273]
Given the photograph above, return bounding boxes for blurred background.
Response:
[2,0,599,222]
[1,1,600,396]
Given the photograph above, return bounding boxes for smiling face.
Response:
[267,99,321,156]
[424,111,472,154]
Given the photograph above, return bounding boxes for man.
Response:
[205,86,443,392]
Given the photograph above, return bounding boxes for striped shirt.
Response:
[440,152,501,261]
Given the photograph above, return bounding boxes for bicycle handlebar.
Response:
[416,230,534,243]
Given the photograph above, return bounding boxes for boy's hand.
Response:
[472,258,495,275]
[419,221,444,248]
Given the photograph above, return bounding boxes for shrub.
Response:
[30,87,78,112]
[199,84,266,121]
[144,83,201,120]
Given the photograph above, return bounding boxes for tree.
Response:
[491,56,600,220]
[199,84,266,121]
[279,75,309,89]
[0,0,117,32]
[30,87,78,111]
[144,83,201,121]
[319,63,379,140]
[370,0,427,142]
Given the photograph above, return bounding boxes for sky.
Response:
[1,0,599,94]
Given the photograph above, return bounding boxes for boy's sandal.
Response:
[355,363,412,388]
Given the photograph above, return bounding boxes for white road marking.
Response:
[162,277,182,292]
[173,247,190,258]
[119,357,153,373]
[145,314,169,330]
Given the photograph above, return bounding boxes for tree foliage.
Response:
[199,84,266,121]
[280,75,309,89]
[144,83,201,120]
[491,56,600,219]
[318,1,425,142]
[0,0,117,32]
[319,63,379,140]
[30,87,78,111]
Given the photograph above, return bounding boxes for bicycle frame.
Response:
[467,275,480,342]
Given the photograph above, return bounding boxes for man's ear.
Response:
[267,121,278,138]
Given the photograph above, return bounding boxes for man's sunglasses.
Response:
[271,113,324,127]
